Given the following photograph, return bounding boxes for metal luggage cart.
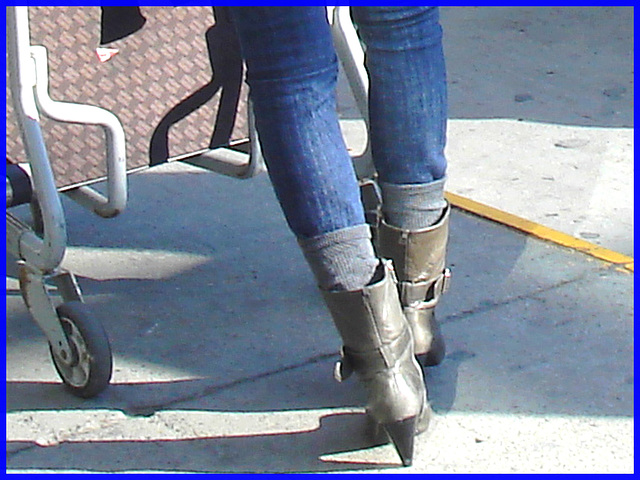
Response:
[5,6,372,398]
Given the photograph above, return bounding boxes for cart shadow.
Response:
[6,405,399,473]
[5,376,411,473]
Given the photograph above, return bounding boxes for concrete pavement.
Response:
[338,6,634,258]
[6,6,634,474]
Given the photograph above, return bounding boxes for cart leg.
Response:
[51,270,83,304]
[18,262,73,362]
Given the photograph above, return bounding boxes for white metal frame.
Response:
[5,5,373,388]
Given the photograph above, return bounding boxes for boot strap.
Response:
[334,329,412,383]
[400,267,451,308]
[360,178,383,230]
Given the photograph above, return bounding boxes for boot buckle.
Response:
[441,267,452,294]
[400,267,451,308]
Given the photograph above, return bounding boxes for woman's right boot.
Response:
[376,203,451,367]
[322,260,431,467]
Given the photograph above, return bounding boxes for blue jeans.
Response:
[229,7,447,239]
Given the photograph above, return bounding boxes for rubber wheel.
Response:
[49,301,113,398]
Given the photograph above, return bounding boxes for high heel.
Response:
[382,416,418,467]
[322,260,429,466]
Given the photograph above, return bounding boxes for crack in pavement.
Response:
[121,351,338,417]
[6,352,338,460]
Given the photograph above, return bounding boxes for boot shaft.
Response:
[321,260,406,354]
[377,203,450,285]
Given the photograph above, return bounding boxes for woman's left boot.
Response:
[322,260,431,466]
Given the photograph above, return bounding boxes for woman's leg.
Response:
[351,6,448,229]
[229,7,428,465]
[229,7,376,291]
[352,7,451,365]
[228,7,361,239]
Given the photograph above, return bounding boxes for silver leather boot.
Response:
[322,260,430,466]
[377,203,451,367]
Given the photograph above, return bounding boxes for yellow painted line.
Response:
[445,191,634,273]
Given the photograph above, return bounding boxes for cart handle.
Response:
[329,6,374,180]
[7,6,66,272]
[30,46,127,218]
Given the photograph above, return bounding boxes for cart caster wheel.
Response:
[49,301,112,398]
